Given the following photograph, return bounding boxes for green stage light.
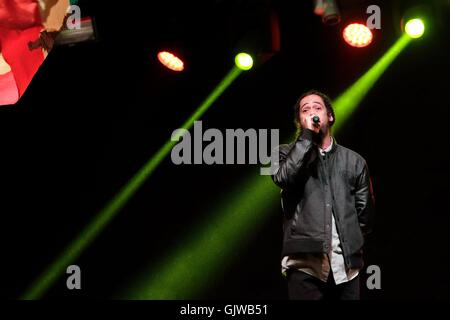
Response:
[21,66,242,300]
[235,53,253,71]
[404,18,425,38]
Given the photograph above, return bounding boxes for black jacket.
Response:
[272,129,375,269]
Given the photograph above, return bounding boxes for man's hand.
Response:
[304,114,321,134]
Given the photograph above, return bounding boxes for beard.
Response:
[313,126,327,145]
[298,123,330,145]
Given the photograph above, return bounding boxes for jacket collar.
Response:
[319,136,338,154]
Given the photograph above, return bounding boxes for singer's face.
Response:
[299,94,333,130]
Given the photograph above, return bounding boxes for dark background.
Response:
[1,0,449,299]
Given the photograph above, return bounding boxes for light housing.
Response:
[234,53,253,71]
[343,23,373,48]
[404,18,425,38]
[157,51,184,72]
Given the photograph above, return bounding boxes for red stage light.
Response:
[343,23,373,48]
[157,51,184,71]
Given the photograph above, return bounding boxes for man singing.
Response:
[271,90,375,300]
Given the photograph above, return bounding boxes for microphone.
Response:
[312,116,320,124]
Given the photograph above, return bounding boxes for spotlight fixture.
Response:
[234,53,253,71]
[314,0,341,26]
[343,23,373,47]
[157,51,184,72]
[404,18,425,38]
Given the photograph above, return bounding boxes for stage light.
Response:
[121,34,414,299]
[343,23,373,48]
[55,17,97,46]
[314,0,341,26]
[404,18,425,38]
[234,53,253,71]
[157,51,184,71]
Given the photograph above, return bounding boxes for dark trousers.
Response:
[286,269,360,300]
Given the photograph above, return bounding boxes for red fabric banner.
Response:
[0,0,69,106]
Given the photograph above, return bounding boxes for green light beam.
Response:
[124,35,412,299]
[21,66,242,300]
[125,171,278,299]
[332,34,411,133]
